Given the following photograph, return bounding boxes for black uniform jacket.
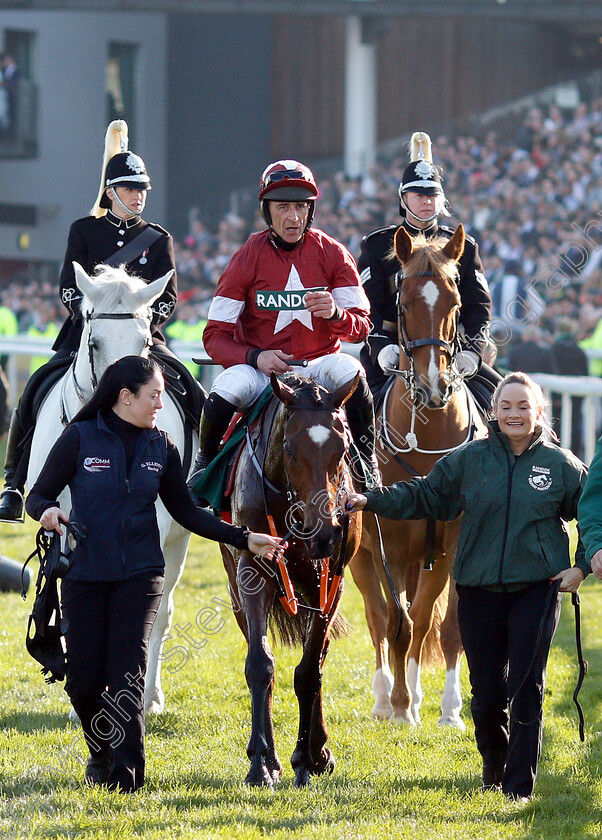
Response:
[358,220,491,356]
[54,211,177,352]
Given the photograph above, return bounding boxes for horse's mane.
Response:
[396,233,460,286]
[79,264,149,317]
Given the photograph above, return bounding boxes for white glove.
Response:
[377,343,400,372]
[453,350,480,377]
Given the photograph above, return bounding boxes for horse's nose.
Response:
[305,524,341,561]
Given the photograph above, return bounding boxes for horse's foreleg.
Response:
[145,531,190,714]
[438,579,465,730]
[386,586,415,725]
[407,557,449,725]
[349,543,393,719]
[291,612,334,788]
[239,556,282,787]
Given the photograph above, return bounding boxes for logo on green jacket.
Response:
[528,465,552,491]
[255,286,326,311]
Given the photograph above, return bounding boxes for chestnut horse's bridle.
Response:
[394,269,462,404]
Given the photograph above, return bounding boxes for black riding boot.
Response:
[345,375,381,492]
[187,393,237,501]
[0,408,27,522]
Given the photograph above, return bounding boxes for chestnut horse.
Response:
[350,224,486,727]
[220,371,362,787]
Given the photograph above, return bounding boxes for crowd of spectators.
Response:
[6,96,602,377]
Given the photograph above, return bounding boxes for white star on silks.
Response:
[273,265,314,334]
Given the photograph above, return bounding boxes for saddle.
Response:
[190,387,275,514]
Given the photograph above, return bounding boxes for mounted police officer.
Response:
[0,120,199,522]
[359,131,499,407]
[187,159,380,496]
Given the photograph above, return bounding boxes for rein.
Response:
[572,591,588,742]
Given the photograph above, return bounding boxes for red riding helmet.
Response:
[259,160,318,228]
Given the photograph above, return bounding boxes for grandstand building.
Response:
[0,1,601,287]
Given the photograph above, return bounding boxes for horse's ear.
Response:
[271,372,297,406]
[441,225,465,262]
[134,269,174,308]
[73,261,94,297]
[394,226,413,264]
[328,372,359,410]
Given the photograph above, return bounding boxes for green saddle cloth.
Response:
[190,387,274,512]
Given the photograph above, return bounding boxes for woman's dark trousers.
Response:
[61,574,164,792]
[457,580,561,798]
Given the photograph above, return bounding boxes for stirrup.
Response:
[0,488,25,523]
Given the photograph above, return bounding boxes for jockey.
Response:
[359,132,500,407]
[0,120,197,522]
[188,159,380,495]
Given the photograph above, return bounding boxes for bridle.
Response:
[379,268,478,456]
[60,306,153,424]
[245,397,354,618]
[393,269,462,404]
[84,308,152,390]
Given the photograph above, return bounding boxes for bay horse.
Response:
[350,224,486,727]
[220,371,362,787]
[27,262,197,714]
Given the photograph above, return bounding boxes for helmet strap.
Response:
[108,187,144,220]
[400,193,439,226]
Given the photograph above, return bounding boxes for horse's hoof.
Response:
[266,761,283,785]
[312,748,335,776]
[390,711,417,726]
[371,702,394,719]
[245,762,274,788]
[293,767,312,788]
[438,714,466,731]
[410,708,422,725]
[145,697,165,715]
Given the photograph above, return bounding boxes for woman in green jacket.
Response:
[577,437,602,580]
[344,372,588,802]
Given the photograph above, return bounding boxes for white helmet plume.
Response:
[410,131,433,163]
[90,120,129,218]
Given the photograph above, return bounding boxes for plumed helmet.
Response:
[259,160,319,230]
[398,132,444,199]
[90,120,151,218]
[103,151,151,194]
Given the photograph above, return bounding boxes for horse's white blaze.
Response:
[420,279,439,309]
[308,425,331,445]
[428,350,440,394]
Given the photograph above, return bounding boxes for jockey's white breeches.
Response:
[211,353,364,409]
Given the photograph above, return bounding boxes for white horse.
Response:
[27,262,197,714]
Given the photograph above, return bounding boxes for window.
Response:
[106,42,138,141]
[0,29,37,157]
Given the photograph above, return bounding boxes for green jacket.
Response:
[577,436,602,563]
[365,422,589,588]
